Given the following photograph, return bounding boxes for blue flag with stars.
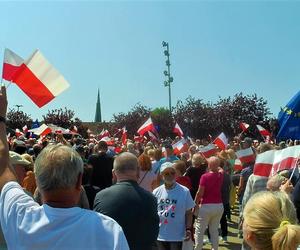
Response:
[277,91,300,140]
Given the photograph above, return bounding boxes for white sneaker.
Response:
[203,239,211,244]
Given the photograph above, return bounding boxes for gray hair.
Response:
[34,144,83,192]
[113,152,138,174]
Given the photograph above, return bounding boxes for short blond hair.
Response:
[192,153,206,166]
[244,191,300,250]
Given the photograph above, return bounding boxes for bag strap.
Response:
[138,171,149,185]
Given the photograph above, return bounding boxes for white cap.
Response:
[160,162,175,174]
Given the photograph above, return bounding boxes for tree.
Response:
[112,103,151,138]
[173,96,215,139]
[214,93,271,138]
[7,109,33,130]
[151,107,173,138]
[172,94,272,139]
[43,108,77,128]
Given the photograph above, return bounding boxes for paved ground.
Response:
[202,204,243,250]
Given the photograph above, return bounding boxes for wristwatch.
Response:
[0,116,6,124]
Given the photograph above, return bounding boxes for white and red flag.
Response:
[198,144,217,158]
[253,145,300,177]
[121,127,127,145]
[12,50,70,108]
[29,124,52,137]
[253,150,276,177]
[99,129,110,139]
[213,132,228,150]
[2,48,24,82]
[239,122,250,132]
[15,129,23,137]
[137,117,155,136]
[100,136,115,146]
[233,159,243,171]
[22,125,28,133]
[148,130,158,141]
[172,138,188,155]
[256,125,271,137]
[272,145,300,175]
[236,147,255,164]
[173,122,184,137]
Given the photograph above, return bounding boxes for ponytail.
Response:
[272,223,300,250]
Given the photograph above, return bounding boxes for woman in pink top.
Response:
[194,156,224,250]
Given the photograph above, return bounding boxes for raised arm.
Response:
[0,86,17,190]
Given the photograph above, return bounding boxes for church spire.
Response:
[94,89,102,122]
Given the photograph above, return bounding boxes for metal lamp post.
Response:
[162,41,173,113]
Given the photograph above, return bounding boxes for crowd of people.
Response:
[1,85,300,250]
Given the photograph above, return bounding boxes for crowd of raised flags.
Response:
[7,112,300,180]
[4,46,300,181]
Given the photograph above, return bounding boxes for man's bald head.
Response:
[114,152,138,174]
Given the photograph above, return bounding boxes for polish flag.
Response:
[172,138,188,155]
[256,125,271,137]
[100,136,114,146]
[239,122,250,132]
[236,147,255,164]
[121,127,127,145]
[148,130,158,141]
[2,48,24,82]
[253,146,300,177]
[29,124,52,137]
[22,125,28,133]
[173,122,184,137]
[271,145,300,175]
[12,50,70,108]
[15,129,23,137]
[99,129,110,139]
[213,132,228,150]
[134,135,144,143]
[233,159,243,171]
[198,144,217,158]
[137,117,155,136]
[253,150,275,177]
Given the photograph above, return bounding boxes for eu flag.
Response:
[277,91,300,140]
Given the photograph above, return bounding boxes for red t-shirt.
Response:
[176,176,192,191]
[199,172,224,204]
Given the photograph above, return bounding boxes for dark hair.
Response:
[98,141,108,151]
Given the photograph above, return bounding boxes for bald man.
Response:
[94,152,159,250]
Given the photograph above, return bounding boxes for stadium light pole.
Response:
[14,104,23,112]
[162,41,173,114]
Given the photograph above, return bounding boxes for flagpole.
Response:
[260,133,266,142]
[238,130,245,140]
[6,81,11,89]
[289,156,299,181]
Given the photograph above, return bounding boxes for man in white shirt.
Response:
[153,162,195,250]
[0,86,129,250]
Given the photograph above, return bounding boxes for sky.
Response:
[1,1,300,122]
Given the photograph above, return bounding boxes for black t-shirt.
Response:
[185,165,207,199]
[87,152,113,190]
[83,185,101,209]
[93,180,159,250]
